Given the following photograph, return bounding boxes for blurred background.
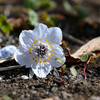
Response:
[0,0,100,51]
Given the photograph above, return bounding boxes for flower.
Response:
[0,45,16,59]
[14,23,66,78]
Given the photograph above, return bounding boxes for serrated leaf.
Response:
[81,54,88,62]
[53,68,59,77]
[0,15,13,34]
[70,66,77,76]
[29,68,34,79]
[28,9,39,27]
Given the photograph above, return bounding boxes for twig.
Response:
[0,57,13,63]
[63,33,85,45]
[0,65,24,72]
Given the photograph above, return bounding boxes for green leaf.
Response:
[86,52,96,57]
[70,66,77,76]
[0,15,13,34]
[41,0,56,9]
[75,5,88,19]
[62,64,66,71]
[28,9,39,27]
[2,95,12,100]
[55,57,64,64]
[29,68,34,79]
[63,1,76,15]
[81,54,88,62]
[24,0,41,10]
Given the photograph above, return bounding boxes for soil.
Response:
[0,0,100,100]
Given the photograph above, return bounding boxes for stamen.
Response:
[39,60,42,63]
[39,39,41,42]
[51,49,54,51]
[48,41,51,44]
[29,48,32,50]
[33,41,35,44]
[45,60,47,62]
[51,53,53,56]
[35,60,37,62]
[47,58,50,60]
[32,58,34,60]
[36,40,38,42]
[49,56,51,58]
[45,40,48,42]
[50,45,53,48]
[43,60,45,63]
[29,52,32,54]
[32,44,35,47]
[43,60,47,63]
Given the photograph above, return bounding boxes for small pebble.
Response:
[12,91,16,95]
[0,77,3,82]
[21,75,29,80]
[51,87,58,93]
[31,90,37,94]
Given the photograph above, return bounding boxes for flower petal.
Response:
[44,27,62,45]
[32,23,48,40]
[19,30,34,48]
[14,47,36,68]
[32,62,52,78]
[49,45,66,67]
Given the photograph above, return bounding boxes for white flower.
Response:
[0,45,16,59]
[14,23,66,78]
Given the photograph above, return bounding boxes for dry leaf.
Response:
[65,37,100,64]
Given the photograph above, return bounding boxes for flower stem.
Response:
[60,70,64,83]
[83,56,91,79]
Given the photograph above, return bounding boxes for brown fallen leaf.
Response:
[64,37,100,64]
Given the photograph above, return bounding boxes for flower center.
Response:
[29,39,54,63]
[35,44,48,58]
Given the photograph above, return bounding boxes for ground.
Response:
[0,0,100,100]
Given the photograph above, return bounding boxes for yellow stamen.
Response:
[35,60,37,62]
[32,44,35,47]
[32,58,34,60]
[47,58,50,60]
[43,60,47,63]
[51,49,54,51]
[49,56,51,58]
[48,41,51,44]
[29,52,32,54]
[39,39,41,42]
[29,48,32,50]
[45,40,48,42]
[43,60,45,63]
[51,53,53,56]
[39,60,42,63]
[50,45,53,48]
[36,40,38,42]
[33,41,35,44]
[45,60,47,62]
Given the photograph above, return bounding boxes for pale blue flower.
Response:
[14,23,66,78]
[0,45,17,59]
